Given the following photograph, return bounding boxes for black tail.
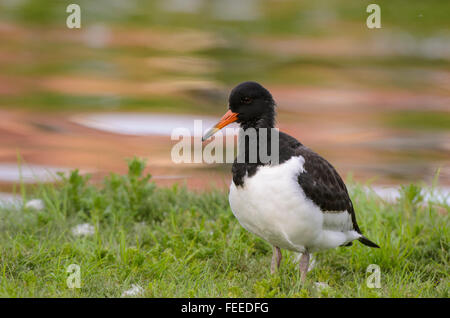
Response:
[358,236,380,248]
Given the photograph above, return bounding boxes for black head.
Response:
[202,82,276,141]
[228,81,276,128]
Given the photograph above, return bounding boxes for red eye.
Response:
[241,97,252,104]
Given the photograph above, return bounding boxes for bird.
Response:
[202,81,379,282]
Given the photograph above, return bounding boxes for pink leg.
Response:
[299,251,310,282]
[270,246,282,274]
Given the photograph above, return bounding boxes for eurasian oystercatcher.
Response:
[202,81,379,281]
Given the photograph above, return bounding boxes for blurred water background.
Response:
[0,0,449,198]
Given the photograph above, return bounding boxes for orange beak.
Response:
[202,110,238,141]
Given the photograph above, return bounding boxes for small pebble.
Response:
[71,223,95,236]
[121,284,144,297]
[25,199,45,210]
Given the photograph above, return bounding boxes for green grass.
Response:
[0,158,448,297]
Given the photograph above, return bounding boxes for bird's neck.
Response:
[237,114,277,166]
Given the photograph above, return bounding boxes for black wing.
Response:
[294,145,360,232]
[279,132,379,248]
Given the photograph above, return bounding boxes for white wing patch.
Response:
[322,211,354,232]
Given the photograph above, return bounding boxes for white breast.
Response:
[229,156,360,252]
